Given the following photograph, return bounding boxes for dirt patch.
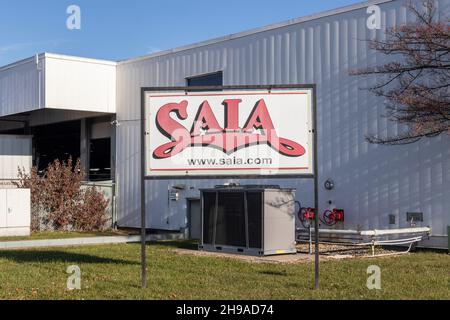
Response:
[296,242,405,258]
[169,248,314,264]
[168,243,408,264]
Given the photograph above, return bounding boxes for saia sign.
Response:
[144,89,314,177]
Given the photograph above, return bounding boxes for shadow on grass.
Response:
[150,240,199,250]
[0,250,138,265]
[259,270,289,276]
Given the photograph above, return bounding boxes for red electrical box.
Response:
[333,209,345,222]
[323,208,345,225]
[301,208,316,221]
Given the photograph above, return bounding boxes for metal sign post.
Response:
[312,86,320,290]
[140,84,319,290]
[140,89,147,289]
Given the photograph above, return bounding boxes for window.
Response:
[186,71,223,87]
[89,138,111,181]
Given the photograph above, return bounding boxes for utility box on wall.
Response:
[199,185,297,256]
[0,189,31,237]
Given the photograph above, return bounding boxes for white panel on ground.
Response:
[0,190,6,228]
[6,189,31,228]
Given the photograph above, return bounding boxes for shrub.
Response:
[15,158,108,232]
[74,186,109,231]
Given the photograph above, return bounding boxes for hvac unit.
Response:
[199,185,296,256]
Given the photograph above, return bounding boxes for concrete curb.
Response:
[0,233,185,250]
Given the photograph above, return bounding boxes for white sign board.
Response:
[144,88,314,177]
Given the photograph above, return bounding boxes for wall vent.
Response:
[407,212,423,222]
[389,215,396,225]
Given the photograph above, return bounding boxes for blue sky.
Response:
[0,0,363,66]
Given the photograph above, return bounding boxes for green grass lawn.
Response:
[0,241,448,300]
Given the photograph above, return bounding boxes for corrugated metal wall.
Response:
[0,54,116,118]
[0,58,43,117]
[116,0,450,245]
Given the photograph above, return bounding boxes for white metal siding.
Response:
[0,135,32,181]
[115,0,450,240]
[0,58,42,117]
[45,55,116,113]
[0,54,116,117]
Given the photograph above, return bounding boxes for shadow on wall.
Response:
[0,136,31,156]
[318,57,450,233]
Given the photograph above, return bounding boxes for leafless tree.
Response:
[352,0,450,144]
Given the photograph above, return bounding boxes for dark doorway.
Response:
[32,121,81,173]
[188,199,201,240]
[89,138,111,181]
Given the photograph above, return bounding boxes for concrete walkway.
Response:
[0,233,184,250]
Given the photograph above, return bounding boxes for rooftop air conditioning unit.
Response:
[199,185,296,256]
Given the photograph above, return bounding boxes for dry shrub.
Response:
[74,186,109,231]
[15,158,108,232]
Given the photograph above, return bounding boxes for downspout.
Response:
[35,54,42,109]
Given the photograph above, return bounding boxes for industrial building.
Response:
[0,0,448,249]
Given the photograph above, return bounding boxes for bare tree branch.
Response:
[352,0,450,144]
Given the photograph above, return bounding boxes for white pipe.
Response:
[35,54,42,108]
[365,245,414,258]
[297,237,423,247]
[299,229,360,235]
[300,227,431,237]
[375,236,423,244]
[360,227,430,236]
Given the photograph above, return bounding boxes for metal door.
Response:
[188,199,201,240]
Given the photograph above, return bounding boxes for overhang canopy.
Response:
[0,53,116,118]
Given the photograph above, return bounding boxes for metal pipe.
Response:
[297,236,424,247]
[36,54,42,109]
[312,85,319,290]
[300,227,430,236]
[360,228,430,236]
[309,225,313,255]
[140,89,147,289]
[298,235,423,258]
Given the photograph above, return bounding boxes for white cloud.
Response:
[0,42,32,55]
[0,40,64,63]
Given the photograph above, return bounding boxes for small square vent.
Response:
[407,212,423,222]
[389,215,396,225]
